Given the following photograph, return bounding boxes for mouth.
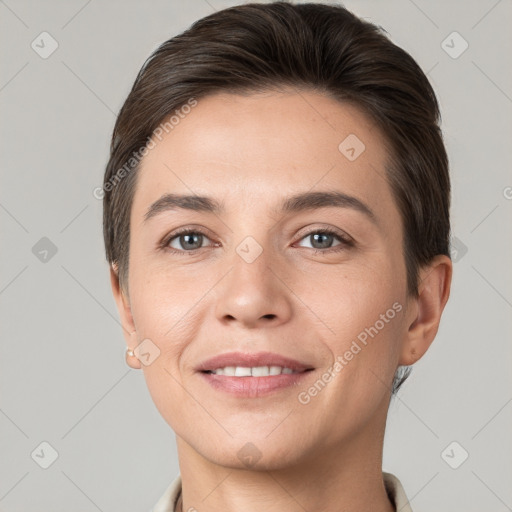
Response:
[196,351,315,397]
[202,365,309,376]
[196,351,314,374]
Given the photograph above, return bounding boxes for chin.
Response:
[197,435,312,471]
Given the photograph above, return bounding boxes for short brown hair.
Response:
[102,1,450,394]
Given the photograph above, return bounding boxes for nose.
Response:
[214,243,293,330]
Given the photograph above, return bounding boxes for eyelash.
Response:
[159,226,354,256]
[303,227,354,254]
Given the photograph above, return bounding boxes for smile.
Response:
[204,366,301,376]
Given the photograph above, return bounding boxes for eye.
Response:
[296,228,354,253]
[161,228,215,254]
[160,226,354,255]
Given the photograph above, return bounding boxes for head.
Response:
[103,2,451,470]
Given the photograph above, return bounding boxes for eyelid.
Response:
[160,224,355,254]
[295,224,354,243]
[159,226,217,252]
[294,226,355,251]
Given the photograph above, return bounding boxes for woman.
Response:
[101,2,452,511]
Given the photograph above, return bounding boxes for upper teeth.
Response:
[210,366,296,376]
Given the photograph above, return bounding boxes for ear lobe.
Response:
[398,254,452,366]
[110,264,141,369]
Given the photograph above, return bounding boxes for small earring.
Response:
[127,330,136,356]
[126,331,137,361]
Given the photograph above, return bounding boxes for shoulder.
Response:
[383,471,413,512]
[151,473,182,512]
[151,472,413,512]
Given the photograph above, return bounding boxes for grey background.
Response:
[1,0,511,511]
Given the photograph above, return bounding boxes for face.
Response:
[118,89,418,469]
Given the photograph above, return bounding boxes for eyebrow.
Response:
[143,191,376,224]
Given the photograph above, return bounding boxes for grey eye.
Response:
[298,231,342,250]
[169,232,209,251]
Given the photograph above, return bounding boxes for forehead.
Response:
[132,89,398,225]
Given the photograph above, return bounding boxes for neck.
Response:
[175,411,395,512]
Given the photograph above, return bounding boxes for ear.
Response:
[398,254,452,366]
[110,263,141,369]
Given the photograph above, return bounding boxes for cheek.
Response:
[129,259,200,338]
[301,260,405,395]
[297,255,403,341]
[127,272,200,431]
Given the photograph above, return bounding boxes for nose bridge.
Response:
[230,232,278,299]
[213,229,292,327]
[227,210,278,277]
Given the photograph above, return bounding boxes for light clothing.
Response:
[151,471,413,511]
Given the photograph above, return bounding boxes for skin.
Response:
[110,88,452,512]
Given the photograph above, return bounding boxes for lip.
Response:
[200,372,312,397]
[195,351,314,373]
[196,351,315,398]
